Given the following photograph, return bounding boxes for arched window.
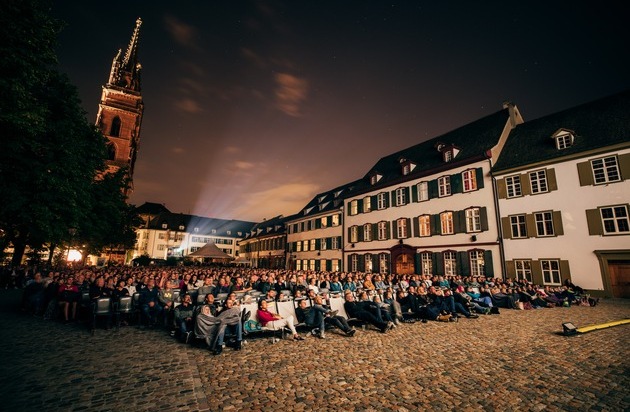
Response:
[110,116,121,137]
[106,142,116,160]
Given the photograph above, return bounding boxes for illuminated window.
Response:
[396,218,408,238]
[418,215,431,237]
[395,187,407,206]
[377,221,388,240]
[363,224,372,242]
[465,208,481,232]
[440,212,454,235]
[363,197,372,213]
[469,250,485,277]
[417,182,429,201]
[420,252,432,275]
[443,251,456,276]
[462,169,477,192]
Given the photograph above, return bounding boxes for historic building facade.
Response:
[96,18,144,193]
[493,91,630,297]
[237,216,288,269]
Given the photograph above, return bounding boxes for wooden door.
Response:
[396,254,414,275]
[609,260,630,298]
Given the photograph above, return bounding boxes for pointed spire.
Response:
[122,18,142,71]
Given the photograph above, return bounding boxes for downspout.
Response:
[488,154,507,281]
[340,206,345,272]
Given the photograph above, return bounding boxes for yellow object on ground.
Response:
[577,319,630,334]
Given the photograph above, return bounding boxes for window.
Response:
[161,223,168,229]
[363,197,372,213]
[510,215,527,238]
[377,192,387,210]
[370,175,377,185]
[106,142,116,160]
[350,226,358,243]
[331,237,339,249]
[310,239,316,250]
[600,206,630,234]
[309,260,316,271]
[418,182,429,201]
[535,211,554,237]
[529,170,548,194]
[515,260,532,282]
[556,134,573,149]
[351,255,358,272]
[331,259,339,272]
[462,170,477,192]
[295,260,302,271]
[420,252,432,276]
[402,164,410,175]
[541,260,561,285]
[440,212,454,235]
[379,254,388,274]
[296,241,302,252]
[506,175,522,198]
[444,150,453,162]
[320,238,327,250]
[157,244,166,251]
[320,217,327,228]
[418,215,431,237]
[331,214,340,226]
[591,156,621,184]
[349,200,359,215]
[469,250,485,277]
[396,218,408,238]
[465,208,481,232]
[378,221,388,240]
[443,251,456,276]
[365,254,373,272]
[438,176,451,197]
[395,187,407,206]
[158,233,166,240]
[363,224,372,242]
[303,240,309,251]
[110,116,121,137]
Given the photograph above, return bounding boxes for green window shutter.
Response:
[386,221,391,239]
[315,219,321,229]
[371,195,378,210]
[390,190,396,206]
[315,238,321,250]
[347,227,352,239]
[434,252,443,276]
[347,255,353,271]
[501,217,512,239]
[358,227,364,242]
[428,180,439,199]
[315,260,321,271]
[326,260,332,271]
[347,203,352,216]
[525,214,537,238]
[405,218,411,237]
[411,184,418,202]
[476,167,485,189]
[357,200,363,213]
[372,223,378,240]
[451,173,463,194]
[547,168,558,192]
[384,193,390,208]
[559,260,571,285]
[404,187,410,205]
[483,250,494,277]
[337,236,342,248]
[413,217,420,237]
[326,238,332,249]
[480,207,489,231]
[384,254,390,274]
[576,161,594,186]
[552,211,564,236]
[619,153,630,181]
[454,211,466,233]
[457,251,470,277]
[430,214,440,236]
[414,253,421,273]
[505,260,516,278]
[497,178,507,199]
[521,173,532,195]
[585,209,603,235]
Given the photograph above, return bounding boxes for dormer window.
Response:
[400,160,416,176]
[435,142,460,163]
[552,129,575,150]
[161,223,168,229]
[194,227,199,233]
[178,225,185,231]
[369,172,383,185]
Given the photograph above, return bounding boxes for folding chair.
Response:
[115,296,133,329]
[91,297,112,334]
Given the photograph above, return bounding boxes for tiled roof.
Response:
[289,179,363,221]
[493,90,630,173]
[145,212,255,237]
[135,202,171,215]
[242,215,290,240]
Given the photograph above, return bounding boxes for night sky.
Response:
[51,1,630,222]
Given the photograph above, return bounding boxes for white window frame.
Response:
[418,215,431,237]
[377,221,388,240]
[309,260,316,271]
[363,224,372,242]
[320,238,327,250]
[510,215,527,238]
[296,241,302,252]
[541,260,561,285]
[350,226,358,243]
[515,259,532,282]
[438,176,451,197]
[377,192,387,210]
[365,254,373,272]
[331,214,340,226]
[529,170,548,194]
[331,237,339,249]
[363,197,372,213]
[395,187,407,206]
[418,181,429,202]
[402,164,410,175]
[600,205,630,235]
[379,253,388,274]
[321,217,327,228]
[295,260,302,271]
[465,208,481,232]
[440,212,454,235]
[469,250,485,277]
[462,169,477,192]
[506,175,522,198]
[331,259,339,272]
[396,218,408,239]
[443,251,456,276]
[349,200,359,215]
[591,156,621,185]
[535,211,554,237]
[556,134,573,150]
[420,252,432,276]
[310,239,316,251]
[351,254,358,272]
[303,240,309,251]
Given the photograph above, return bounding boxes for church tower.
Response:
[96,18,144,194]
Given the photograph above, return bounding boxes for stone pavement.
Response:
[0,290,628,412]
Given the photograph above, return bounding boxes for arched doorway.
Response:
[390,243,416,275]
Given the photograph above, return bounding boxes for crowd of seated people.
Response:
[16,265,599,351]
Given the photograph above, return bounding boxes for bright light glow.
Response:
[67,249,82,262]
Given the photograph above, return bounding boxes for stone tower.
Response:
[96,18,144,194]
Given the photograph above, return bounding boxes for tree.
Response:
[0,0,138,266]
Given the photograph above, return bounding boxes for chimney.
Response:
[502,101,519,127]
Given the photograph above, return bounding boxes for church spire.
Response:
[108,18,143,92]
